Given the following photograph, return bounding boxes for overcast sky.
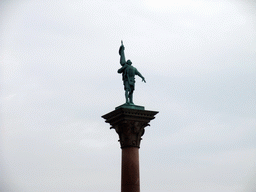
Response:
[1,0,256,192]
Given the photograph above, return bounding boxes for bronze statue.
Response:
[118,41,146,105]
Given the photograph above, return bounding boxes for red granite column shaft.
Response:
[121,147,140,192]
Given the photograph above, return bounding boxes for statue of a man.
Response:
[118,41,146,105]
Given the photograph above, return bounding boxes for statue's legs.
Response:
[129,90,134,105]
[125,89,129,104]
[124,83,134,105]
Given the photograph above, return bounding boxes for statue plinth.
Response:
[115,104,145,111]
[102,106,158,192]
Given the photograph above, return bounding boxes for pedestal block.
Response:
[102,107,158,192]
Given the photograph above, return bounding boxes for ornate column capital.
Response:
[102,108,158,148]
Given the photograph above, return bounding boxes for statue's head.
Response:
[127,60,132,65]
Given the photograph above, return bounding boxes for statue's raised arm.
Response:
[119,40,126,66]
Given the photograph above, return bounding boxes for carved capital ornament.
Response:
[102,108,158,148]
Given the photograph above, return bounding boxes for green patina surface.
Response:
[118,41,146,106]
[115,103,145,110]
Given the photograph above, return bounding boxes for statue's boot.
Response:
[129,94,134,105]
[125,91,129,104]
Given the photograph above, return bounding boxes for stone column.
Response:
[102,107,158,192]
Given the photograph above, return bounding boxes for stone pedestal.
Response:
[102,107,158,192]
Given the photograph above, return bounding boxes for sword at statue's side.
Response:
[119,40,126,66]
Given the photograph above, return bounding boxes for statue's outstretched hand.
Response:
[142,78,146,83]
